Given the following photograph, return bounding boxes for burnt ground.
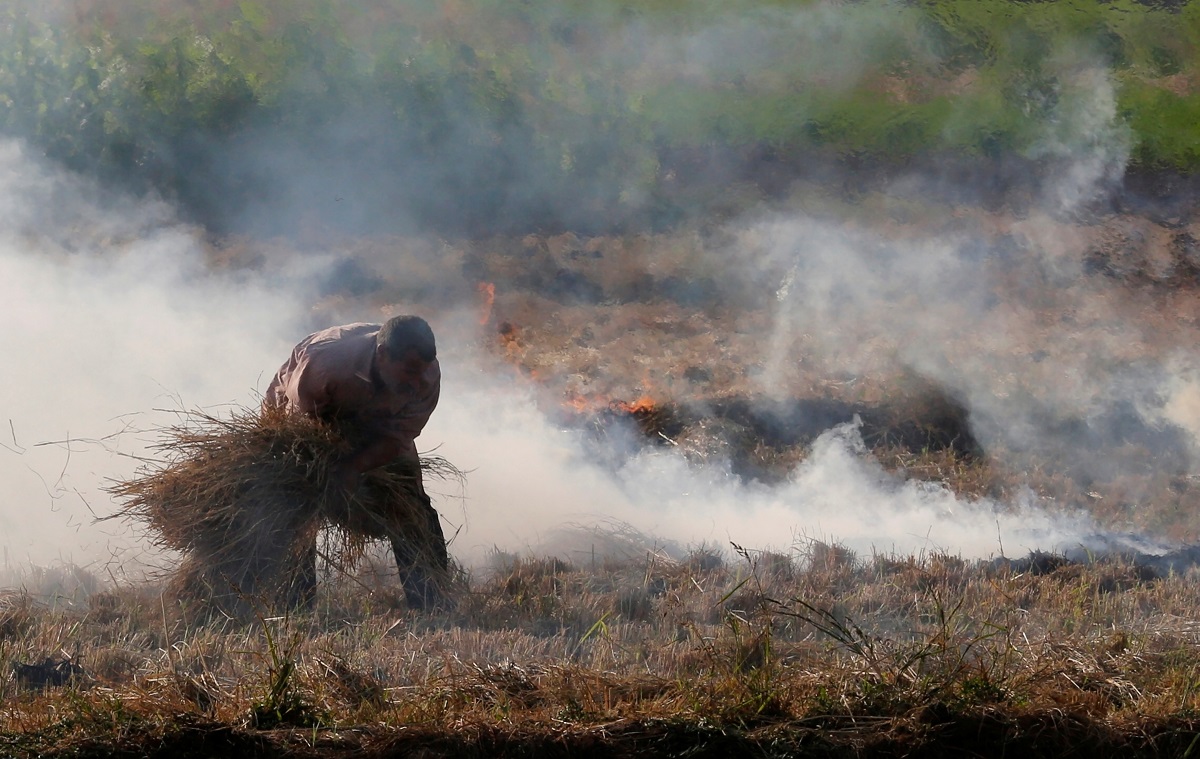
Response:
[9,711,1200,759]
[273,171,1200,547]
[569,390,981,481]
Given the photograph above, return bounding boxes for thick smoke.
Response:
[724,63,1200,502]
[0,141,305,571]
[432,355,1126,565]
[3,3,1195,584]
[1030,64,1131,213]
[0,135,1132,579]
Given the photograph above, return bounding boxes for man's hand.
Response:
[331,461,361,498]
[332,437,415,501]
[344,437,406,479]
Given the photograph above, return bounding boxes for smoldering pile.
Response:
[573,387,980,482]
[108,407,461,615]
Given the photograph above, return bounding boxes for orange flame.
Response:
[563,392,606,413]
[561,392,659,416]
[612,395,658,414]
[477,281,496,325]
[566,396,592,413]
[490,318,661,418]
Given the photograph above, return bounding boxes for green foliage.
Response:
[1122,88,1200,169]
[2,0,1200,234]
[250,616,327,728]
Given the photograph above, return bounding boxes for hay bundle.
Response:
[108,407,460,614]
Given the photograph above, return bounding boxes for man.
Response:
[263,315,448,610]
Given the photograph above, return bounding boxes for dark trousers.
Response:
[389,491,449,609]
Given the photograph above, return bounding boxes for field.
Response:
[5,544,1200,757]
[8,0,1200,756]
[7,179,1200,755]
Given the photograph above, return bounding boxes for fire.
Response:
[611,395,658,414]
[565,394,601,413]
[560,389,670,440]
[490,314,662,419]
[477,281,496,326]
[560,392,659,416]
[610,374,661,414]
[494,321,538,380]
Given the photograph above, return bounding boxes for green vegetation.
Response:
[2,0,1199,233]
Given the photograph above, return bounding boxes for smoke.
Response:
[3,3,1196,583]
[717,59,1200,507]
[614,421,1101,560]
[634,2,914,92]
[5,0,1107,238]
[430,356,1118,565]
[1029,64,1131,213]
[0,132,1133,577]
[0,140,305,570]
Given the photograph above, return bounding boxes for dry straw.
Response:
[107,406,462,615]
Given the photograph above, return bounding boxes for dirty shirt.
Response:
[264,323,440,460]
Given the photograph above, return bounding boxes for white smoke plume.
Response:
[434,361,1138,565]
[0,141,305,571]
[724,58,1200,501]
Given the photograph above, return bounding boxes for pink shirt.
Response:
[264,323,440,459]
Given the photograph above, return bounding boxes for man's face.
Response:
[377,347,432,394]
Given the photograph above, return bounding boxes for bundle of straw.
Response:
[108,407,461,615]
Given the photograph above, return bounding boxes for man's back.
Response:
[265,322,440,454]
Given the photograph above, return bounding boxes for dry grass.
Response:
[3,543,1200,757]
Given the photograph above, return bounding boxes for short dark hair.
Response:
[377,315,436,362]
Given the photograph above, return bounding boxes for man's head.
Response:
[374,315,437,393]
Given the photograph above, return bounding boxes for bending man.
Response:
[263,315,448,610]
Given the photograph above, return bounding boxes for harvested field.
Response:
[11,184,1200,755]
[12,81,1200,759]
[9,195,1200,755]
[5,544,1200,757]
[13,0,1200,751]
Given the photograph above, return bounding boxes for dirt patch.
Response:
[9,708,1200,758]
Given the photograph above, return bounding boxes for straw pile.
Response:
[108,407,462,615]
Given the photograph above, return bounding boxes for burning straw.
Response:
[107,406,463,615]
